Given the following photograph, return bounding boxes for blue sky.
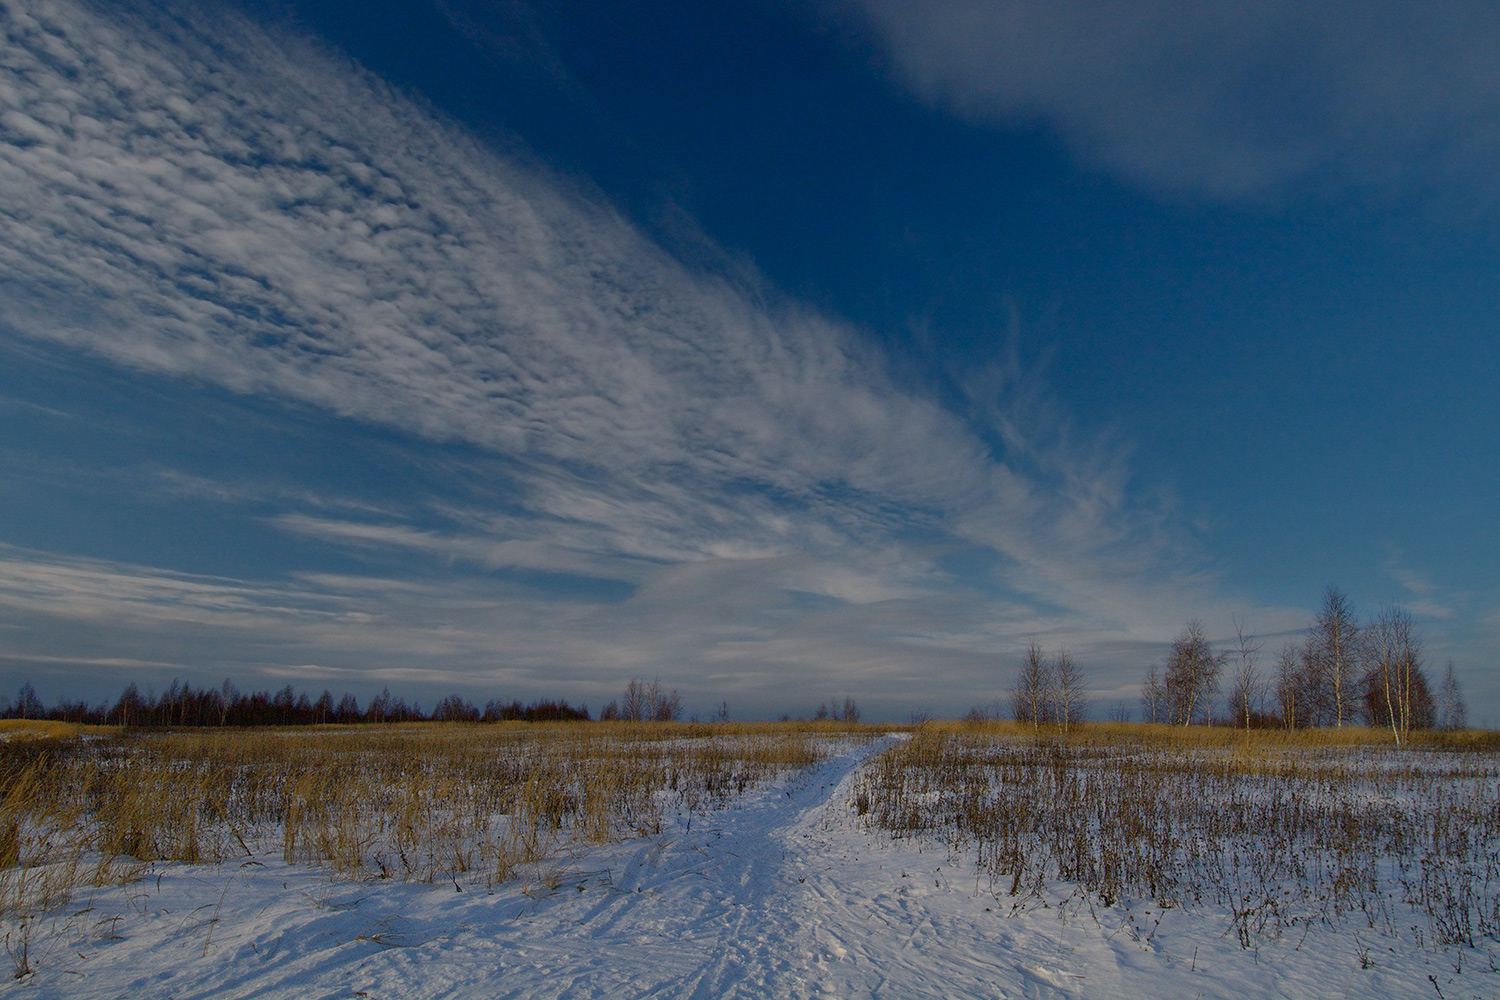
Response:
[2,0,1497,721]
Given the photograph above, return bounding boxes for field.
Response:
[2,722,1498,997]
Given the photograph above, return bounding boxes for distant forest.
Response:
[0,679,590,727]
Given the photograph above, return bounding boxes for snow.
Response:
[5,736,1495,998]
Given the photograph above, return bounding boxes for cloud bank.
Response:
[0,0,1229,708]
[845,0,1500,200]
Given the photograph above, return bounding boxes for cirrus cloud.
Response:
[0,0,1237,709]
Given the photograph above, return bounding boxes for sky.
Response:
[1,0,1497,722]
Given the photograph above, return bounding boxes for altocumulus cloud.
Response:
[0,0,1223,710]
[845,0,1500,201]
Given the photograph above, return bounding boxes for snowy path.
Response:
[486,735,1019,999]
[7,737,1493,998]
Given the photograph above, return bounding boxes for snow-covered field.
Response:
[5,736,1496,998]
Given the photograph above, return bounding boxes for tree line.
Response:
[0,678,590,727]
[1140,587,1468,741]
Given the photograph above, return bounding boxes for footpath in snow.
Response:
[7,736,1490,998]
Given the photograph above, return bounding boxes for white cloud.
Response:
[1383,550,1436,596]
[843,0,1500,201]
[1406,601,1457,622]
[0,542,360,631]
[1381,550,1456,620]
[0,0,1253,709]
[0,0,974,543]
[0,652,195,672]
[0,542,1013,712]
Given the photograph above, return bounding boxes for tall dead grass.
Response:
[0,722,838,925]
[943,718,1500,751]
[857,727,1500,950]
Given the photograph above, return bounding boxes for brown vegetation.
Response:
[0,722,859,925]
[857,724,1500,950]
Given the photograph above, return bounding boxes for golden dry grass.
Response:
[0,721,879,923]
[0,720,114,741]
[939,717,1500,751]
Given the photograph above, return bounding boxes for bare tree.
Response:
[1229,616,1263,730]
[1308,586,1361,728]
[621,678,646,722]
[1365,606,1409,744]
[219,677,238,727]
[965,700,1003,724]
[1051,648,1086,734]
[1012,641,1052,731]
[1163,619,1224,726]
[1437,661,1467,731]
[1140,664,1164,724]
[1273,641,1300,729]
[1363,607,1430,742]
[652,685,684,722]
[618,677,681,722]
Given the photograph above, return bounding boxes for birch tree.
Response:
[1308,586,1361,727]
[1141,664,1164,724]
[1273,641,1300,729]
[1363,606,1431,741]
[1163,619,1224,726]
[1012,641,1052,731]
[1051,648,1086,734]
[1229,616,1263,730]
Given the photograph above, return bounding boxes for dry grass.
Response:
[0,720,113,742]
[942,718,1500,751]
[0,721,861,927]
[857,727,1500,950]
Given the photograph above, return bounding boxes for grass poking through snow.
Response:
[0,721,860,931]
[855,723,1500,952]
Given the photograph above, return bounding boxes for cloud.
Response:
[0,0,1252,710]
[0,0,972,541]
[0,542,362,632]
[841,0,1500,200]
[274,512,639,584]
[0,542,582,687]
[0,541,1011,712]
[1382,549,1456,620]
[0,652,196,672]
[1383,550,1435,596]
